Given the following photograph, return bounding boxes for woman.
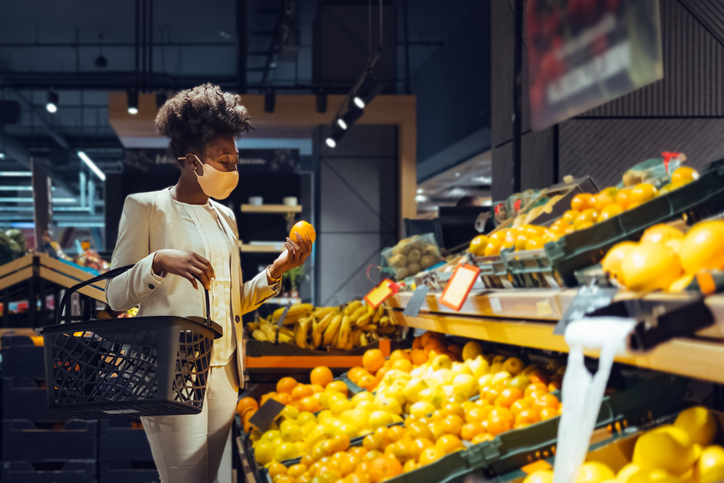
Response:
[105,83,312,483]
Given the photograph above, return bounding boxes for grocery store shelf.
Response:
[0,253,106,303]
[241,204,302,214]
[391,310,724,385]
[239,243,286,253]
[389,290,724,336]
[388,289,566,321]
[264,297,301,305]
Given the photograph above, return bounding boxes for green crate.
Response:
[475,255,515,289]
[500,249,563,289]
[506,161,724,288]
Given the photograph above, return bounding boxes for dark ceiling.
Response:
[0,0,481,190]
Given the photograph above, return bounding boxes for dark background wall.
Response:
[313,125,398,306]
[413,1,491,180]
[491,0,724,200]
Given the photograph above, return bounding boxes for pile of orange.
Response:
[267,373,563,483]
[548,166,700,238]
[254,367,347,415]
[345,333,463,391]
[602,219,724,292]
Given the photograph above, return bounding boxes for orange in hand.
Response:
[290,220,316,244]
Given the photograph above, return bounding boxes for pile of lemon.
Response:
[525,406,723,483]
[602,220,724,292]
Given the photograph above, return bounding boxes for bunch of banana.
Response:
[269,303,314,326]
[247,301,403,351]
[249,319,295,344]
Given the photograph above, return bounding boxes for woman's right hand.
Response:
[151,249,215,290]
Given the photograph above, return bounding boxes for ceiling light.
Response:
[46,89,58,114]
[95,33,108,68]
[264,89,276,113]
[417,188,424,194]
[0,172,32,177]
[415,194,428,202]
[353,72,383,109]
[127,89,138,115]
[339,106,363,131]
[78,151,106,181]
[325,126,345,149]
[0,153,5,159]
[455,172,461,177]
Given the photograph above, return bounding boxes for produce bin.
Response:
[505,160,724,287]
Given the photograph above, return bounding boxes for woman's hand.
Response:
[269,233,313,279]
[151,249,215,290]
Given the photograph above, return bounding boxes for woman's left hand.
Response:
[269,233,313,279]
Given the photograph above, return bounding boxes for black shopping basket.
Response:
[38,265,223,419]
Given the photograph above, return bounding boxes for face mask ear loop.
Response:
[192,154,205,178]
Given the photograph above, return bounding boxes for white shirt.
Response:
[173,200,237,366]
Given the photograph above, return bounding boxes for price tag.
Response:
[489,296,502,313]
[248,398,286,432]
[275,302,293,344]
[554,285,618,335]
[403,285,430,317]
[440,264,481,311]
[364,279,399,309]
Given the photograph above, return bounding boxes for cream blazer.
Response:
[105,188,280,381]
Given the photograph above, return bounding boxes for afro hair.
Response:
[156,83,252,159]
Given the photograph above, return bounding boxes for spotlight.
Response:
[156,91,167,109]
[95,34,108,68]
[78,151,106,182]
[264,88,276,113]
[127,89,139,115]
[46,89,58,114]
[338,105,363,131]
[94,55,108,69]
[316,90,327,113]
[353,73,383,109]
[325,126,345,149]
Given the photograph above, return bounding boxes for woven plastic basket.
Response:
[39,265,223,419]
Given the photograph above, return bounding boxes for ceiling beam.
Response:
[11,91,70,150]
[0,132,78,196]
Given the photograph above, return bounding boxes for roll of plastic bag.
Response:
[553,316,636,483]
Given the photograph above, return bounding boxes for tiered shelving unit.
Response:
[387,289,724,384]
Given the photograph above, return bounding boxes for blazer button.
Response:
[149,284,155,289]
[235,315,240,323]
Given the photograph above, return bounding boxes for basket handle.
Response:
[56,263,212,326]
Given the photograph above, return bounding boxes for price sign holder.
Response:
[364,279,399,309]
[440,264,481,311]
[248,399,286,432]
[403,285,430,317]
[554,285,618,335]
[274,302,293,345]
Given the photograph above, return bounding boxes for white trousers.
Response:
[142,359,240,483]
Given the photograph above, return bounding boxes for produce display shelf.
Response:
[243,339,395,369]
[240,204,303,214]
[391,310,724,385]
[389,290,724,337]
[0,253,107,303]
[388,289,567,321]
